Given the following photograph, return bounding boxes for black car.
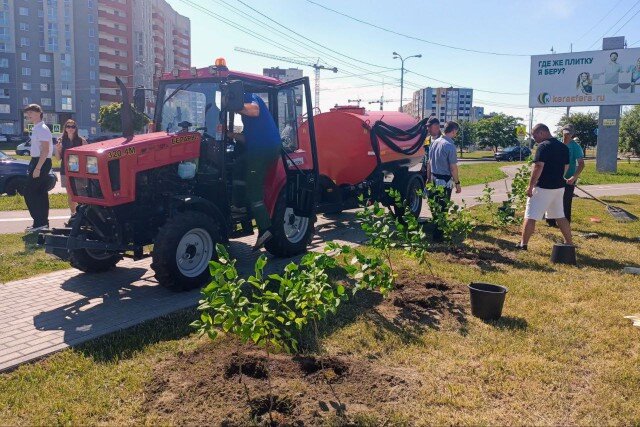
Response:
[0,151,57,195]
[495,146,531,161]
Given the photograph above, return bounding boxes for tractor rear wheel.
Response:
[391,173,424,219]
[152,211,220,292]
[265,190,315,257]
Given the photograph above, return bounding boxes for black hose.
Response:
[369,117,428,165]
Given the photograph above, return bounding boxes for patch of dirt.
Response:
[143,338,417,425]
[439,246,516,270]
[376,275,468,330]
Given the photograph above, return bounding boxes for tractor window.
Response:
[277,87,302,153]
[157,82,220,134]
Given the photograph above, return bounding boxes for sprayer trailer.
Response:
[41,60,427,292]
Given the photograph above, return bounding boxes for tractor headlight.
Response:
[86,156,99,174]
[67,155,79,172]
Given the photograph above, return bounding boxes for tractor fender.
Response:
[171,195,229,243]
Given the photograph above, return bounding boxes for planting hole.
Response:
[224,355,268,380]
[295,356,349,381]
[249,395,294,418]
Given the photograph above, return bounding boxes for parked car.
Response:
[0,150,57,195]
[15,139,31,156]
[495,146,531,161]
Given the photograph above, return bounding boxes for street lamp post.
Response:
[393,51,421,111]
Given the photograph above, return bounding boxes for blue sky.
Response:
[166,0,640,128]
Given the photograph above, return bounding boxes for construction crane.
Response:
[347,98,362,106]
[235,47,337,110]
[368,95,411,111]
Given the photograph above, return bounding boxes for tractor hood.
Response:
[64,131,202,206]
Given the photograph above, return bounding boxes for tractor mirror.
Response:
[221,80,244,112]
[134,87,145,113]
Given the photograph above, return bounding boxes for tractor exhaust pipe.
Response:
[116,77,134,138]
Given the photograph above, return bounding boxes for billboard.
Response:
[529,47,640,107]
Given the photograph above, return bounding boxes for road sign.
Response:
[52,124,61,133]
[602,118,617,127]
[516,125,527,139]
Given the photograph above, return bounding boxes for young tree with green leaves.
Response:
[475,113,522,152]
[620,105,640,156]
[454,120,476,157]
[98,103,150,134]
[556,112,598,153]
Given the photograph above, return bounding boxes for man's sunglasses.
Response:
[66,125,76,129]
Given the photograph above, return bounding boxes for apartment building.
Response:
[0,0,189,137]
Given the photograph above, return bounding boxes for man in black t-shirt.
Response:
[517,123,573,250]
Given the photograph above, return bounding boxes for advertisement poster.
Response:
[529,47,640,107]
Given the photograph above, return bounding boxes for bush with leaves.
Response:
[425,183,475,246]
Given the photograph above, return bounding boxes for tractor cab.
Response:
[41,59,319,291]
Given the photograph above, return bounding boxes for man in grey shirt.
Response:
[426,121,462,241]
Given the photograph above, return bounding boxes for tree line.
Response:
[453,106,640,156]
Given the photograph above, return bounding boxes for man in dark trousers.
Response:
[426,121,462,242]
[227,93,281,250]
[546,123,585,226]
[517,123,572,249]
[23,104,53,232]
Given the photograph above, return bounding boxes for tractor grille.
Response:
[70,177,104,199]
[108,159,121,191]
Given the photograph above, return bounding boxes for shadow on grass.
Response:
[483,316,528,331]
[577,253,634,270]
[468,225,557,273]
[76,308,197,363]
[574,230,640,245]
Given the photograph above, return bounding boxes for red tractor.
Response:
[42,60,426,291]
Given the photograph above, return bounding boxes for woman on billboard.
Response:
[576,72,593,94]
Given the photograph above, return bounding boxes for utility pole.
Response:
[392,51,421,112]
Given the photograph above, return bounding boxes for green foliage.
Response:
[324,242,394,297]
[425,184,475,245]
[357,188,432,269]
[556,112,598,151]
[620,105,640,156]
[98,103,150,134]
[475,113,522,150]
[193,243,394,353]
[454,120,476,150]
[475,164,530,226]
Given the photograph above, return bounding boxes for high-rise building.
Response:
[262,67,303,83]
[470,106,485,123]
[0,0,189,138]
[403,87,474,125]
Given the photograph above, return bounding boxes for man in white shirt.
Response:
[23,104,53,232]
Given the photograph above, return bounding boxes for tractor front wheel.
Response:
[67,213,121,273]
[152,211,220,292]
[265,190,315,257]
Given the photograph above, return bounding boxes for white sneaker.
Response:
[252,230,273,252]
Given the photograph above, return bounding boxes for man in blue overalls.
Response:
[228,93,281,250]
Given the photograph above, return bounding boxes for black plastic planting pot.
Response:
[468,282,508,321]
[550,244,577,265]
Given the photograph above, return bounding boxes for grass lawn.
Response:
[459,150,494,159]
[0,193,69,211]
[1,196,639,424]
[578,160,640,185]
[0,233,69,283]
[458,161,514,187]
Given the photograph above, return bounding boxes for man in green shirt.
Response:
[547,123,584,226]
